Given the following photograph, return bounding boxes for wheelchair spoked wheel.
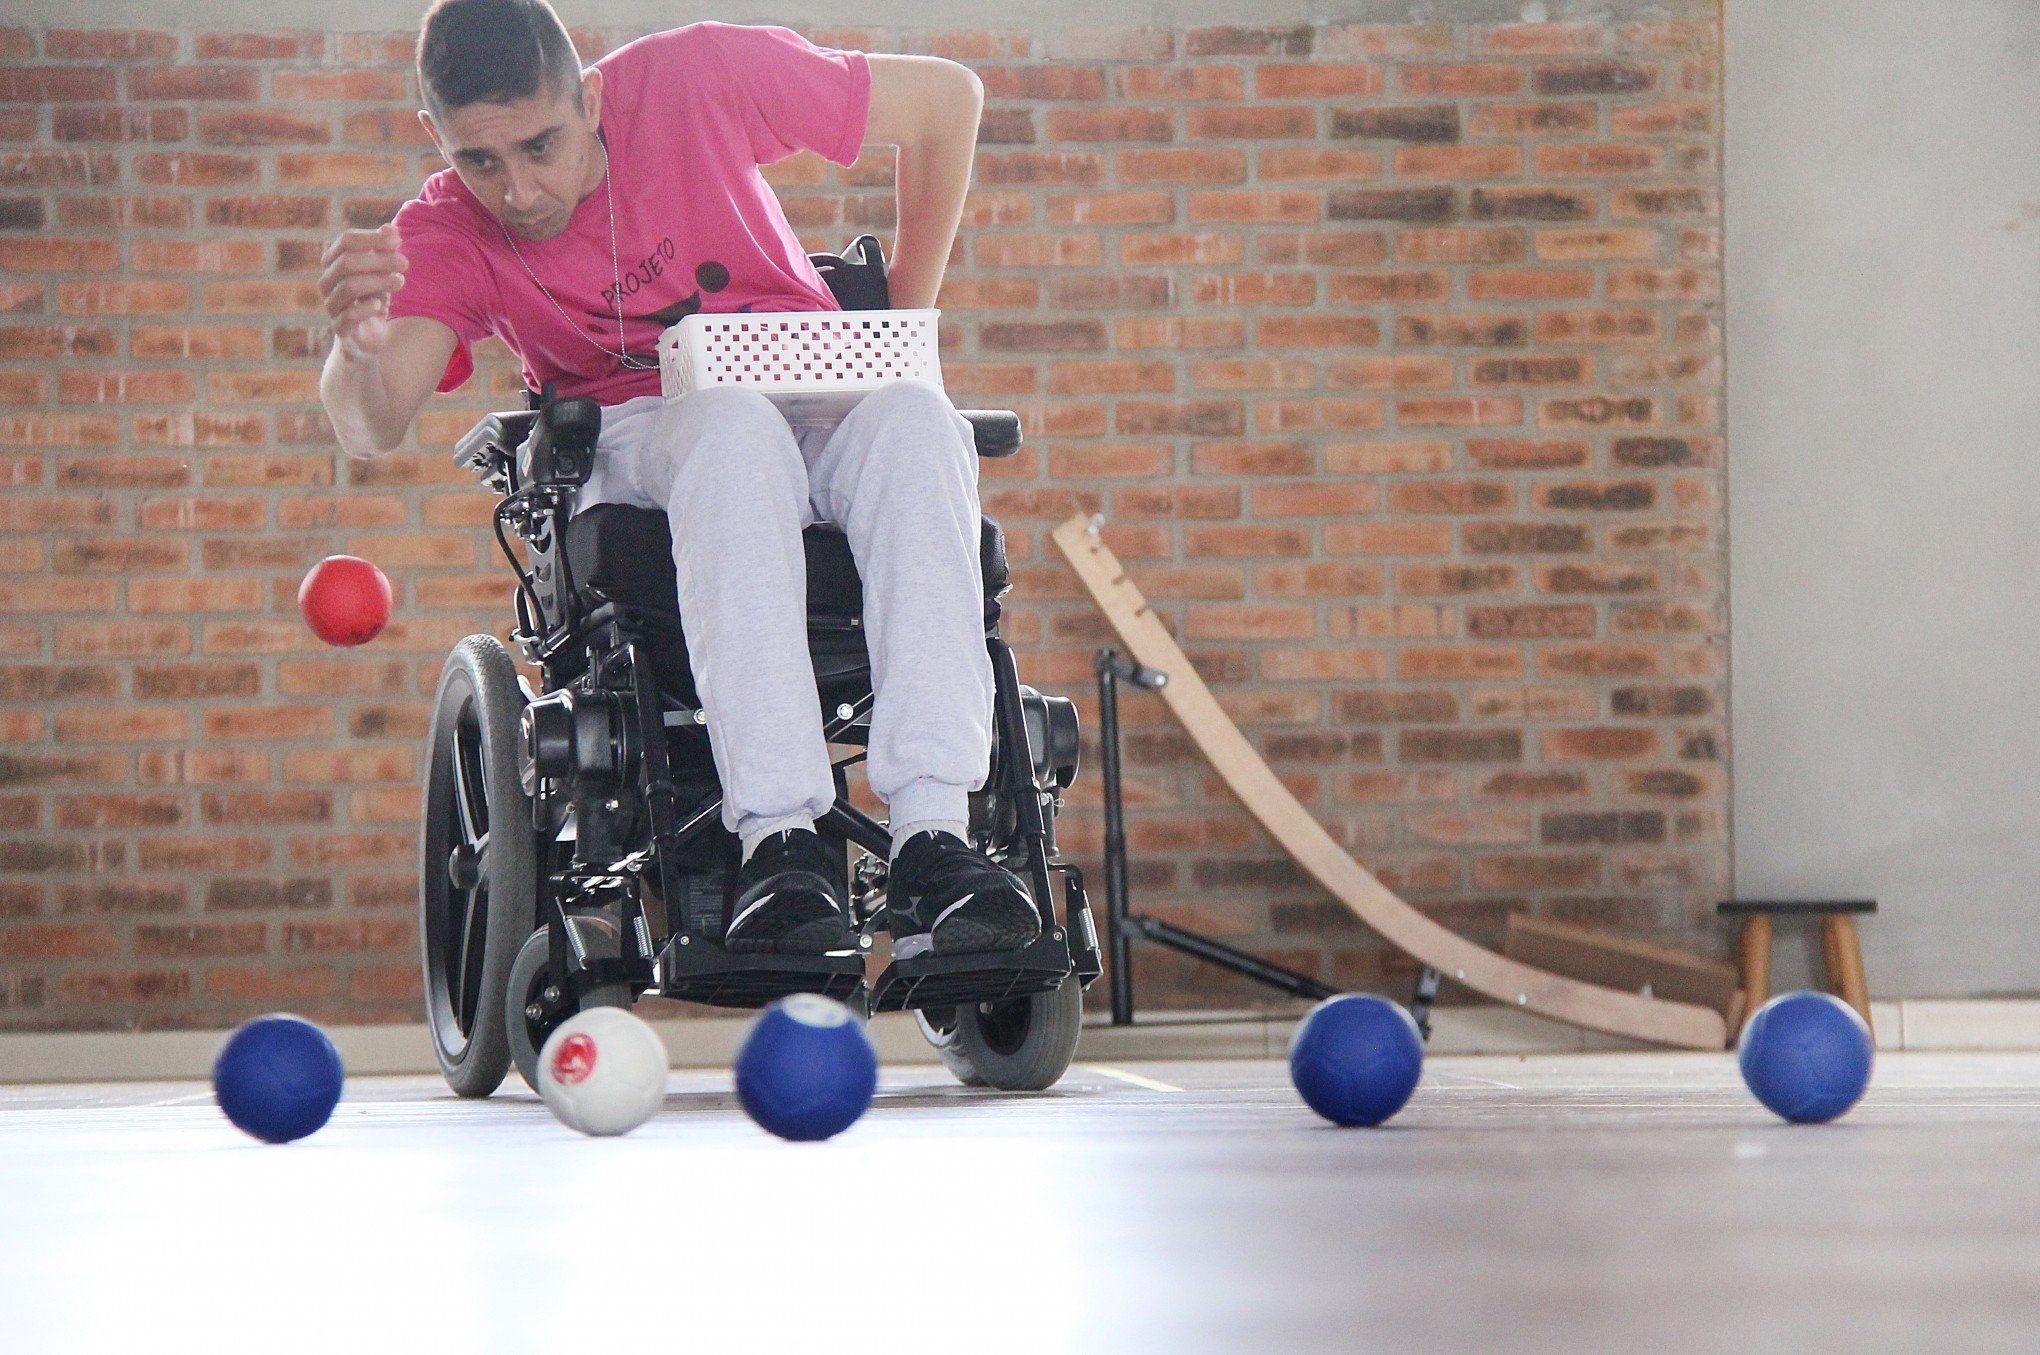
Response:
[505,918,631,1093]
[420,635,539,1098]
[914,978,1084,1092]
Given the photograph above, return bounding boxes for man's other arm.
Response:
[861,55,983,311]
[318,223,459,459]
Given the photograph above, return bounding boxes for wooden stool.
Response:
[1717,899,1875,1032]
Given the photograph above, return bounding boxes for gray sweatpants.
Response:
[577,379,995,844]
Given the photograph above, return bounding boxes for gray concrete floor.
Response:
[3,1052,2037,1354]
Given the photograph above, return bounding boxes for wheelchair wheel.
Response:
[420,635,538,1098]
[915,978,1083,1092]
[506,919,631,1093]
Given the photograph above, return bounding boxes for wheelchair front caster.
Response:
[915,977,1083,1092]
[421,635,540,1098]
[506,919,632,1092]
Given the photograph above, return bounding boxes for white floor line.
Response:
[1427,1074,1524,1090]
[1081,1063,1182,1093]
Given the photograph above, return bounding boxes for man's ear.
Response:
[418,108,444,155]
[579,65,603,124]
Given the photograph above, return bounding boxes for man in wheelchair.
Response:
[317,0,1096,1094]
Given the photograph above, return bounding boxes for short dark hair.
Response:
[418,0,582,118]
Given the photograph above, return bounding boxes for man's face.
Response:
[421,67,605,241]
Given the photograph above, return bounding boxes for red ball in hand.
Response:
[298,555,391,647]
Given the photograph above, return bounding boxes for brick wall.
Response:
[0,13,1724,1030]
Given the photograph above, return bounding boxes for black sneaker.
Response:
[885,830,1041,960]
[727,828,856,955]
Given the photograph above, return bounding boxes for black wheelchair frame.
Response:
[419,237,1100,1097]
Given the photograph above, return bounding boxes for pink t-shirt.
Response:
[387,22,871,405]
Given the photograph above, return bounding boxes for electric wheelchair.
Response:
[419,237,1098,1098]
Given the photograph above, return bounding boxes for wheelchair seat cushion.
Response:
[560,505,1008,703]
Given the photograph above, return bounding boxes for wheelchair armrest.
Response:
[454,410,539,485]
[961,410,1022,459]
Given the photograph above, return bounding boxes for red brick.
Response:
[0,237,117,271]
[133,152,259,187]
[1473,854,1602,890]
[1188,191,1319,224]
[1320,25,1454,58]
[45,29,180,59]
[973,233,1103,268]
[1183,524,1311,558]
[130,66,262,100]
[1257,147,1383,182]
[0,151,118,189]
[1395,145,1523,179]
[0,69,118,102]
[1045,107,1173,142]
[1123,316,1244,349]
[1398,396,1522,427]
[276,152,407,187]
[57,281,188,316]
[1256,64,1383,98]
[1396,228,1526,264]
[1543,727,1661,760]
[1469,268,1595,300]
[203,196,329,230]
[979,67,1105,100]
[1118,147,1247,184]
[201,790,333,825]
[1611,101,1713,136]
[1257,315,1379,347]
[196,32,325,59]
[1329,105,1459,143]
[1061,30,1175,62]
[1252,482,1382,518]
[1397,312,1527,347]
[1254,563,1387,598]
[1118,66,1242,100]
[1401,63,1525,96]
[1321,438,1452,475]
[1538,395,1657,429]
[2,924,120,961]
[1535,143,1663,176]
[1188,107,1315,140]
[1534,61,1659,96]
[1478,23,1604,56]
[1121,233,1245,266]
[1472,102,1599,137]
[1326,355,1454,390]
[204,965,337,1002]
[1189,357,1315,390]
[1046,359,1174,395]
[272,70,407,102]
[1468,438,1591,470]
[1325,270,1447,304]
[1535,309,1662,343]
[1190,271,1315,306]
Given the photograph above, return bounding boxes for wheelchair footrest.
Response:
[654,934,867,1010]
[868,930,1073,1013]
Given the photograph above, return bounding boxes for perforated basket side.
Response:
[658,309,941,400]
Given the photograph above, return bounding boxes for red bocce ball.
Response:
[297,555,391,647]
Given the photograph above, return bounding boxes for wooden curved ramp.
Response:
[1051,515,1729,1051]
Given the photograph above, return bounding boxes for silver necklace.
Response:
[496,139,658,371]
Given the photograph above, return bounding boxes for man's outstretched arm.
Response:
[862,55,983,311]
[318,223,459,460]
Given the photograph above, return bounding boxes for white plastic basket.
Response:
[658,308,943,422]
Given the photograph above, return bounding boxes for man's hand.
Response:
[316,221,455,460]
[320,224,410,360]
